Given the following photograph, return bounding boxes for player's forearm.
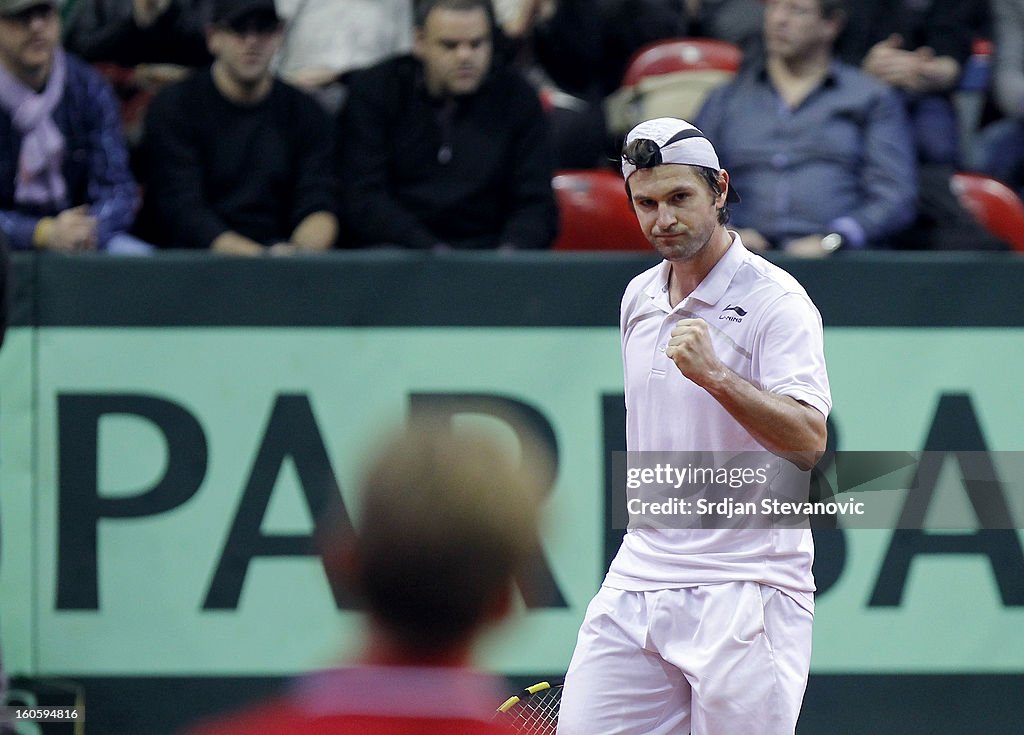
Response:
[702,368,827,471]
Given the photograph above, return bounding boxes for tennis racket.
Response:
[495,680,563,734]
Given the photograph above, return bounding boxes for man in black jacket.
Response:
[337,0,558,250]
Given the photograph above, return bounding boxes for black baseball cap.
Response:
[211,0,280,27]
[0,0,56,15]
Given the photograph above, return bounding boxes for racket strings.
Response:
[500,686,562,735]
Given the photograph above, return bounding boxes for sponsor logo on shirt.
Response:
[719,304,747,323]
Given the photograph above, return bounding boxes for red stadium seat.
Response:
[620,37,743,87]
[607,38,742,136]
[950,172,1024,253]
[551,170,651,251]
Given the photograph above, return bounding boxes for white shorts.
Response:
[556,582,813,735]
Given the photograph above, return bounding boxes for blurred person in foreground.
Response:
[337,0,558,251]
[0,0,146,253]
[182,419,548,735]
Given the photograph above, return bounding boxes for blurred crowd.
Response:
[0,0,1020,255]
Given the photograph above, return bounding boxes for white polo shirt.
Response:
[604,234,832,610]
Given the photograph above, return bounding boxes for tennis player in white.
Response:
[556,118,832,735]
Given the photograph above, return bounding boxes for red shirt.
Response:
[183,665,516,735]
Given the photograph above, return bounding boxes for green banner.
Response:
[2,325,1023,676]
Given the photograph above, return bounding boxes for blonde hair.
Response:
[330,419,546,652]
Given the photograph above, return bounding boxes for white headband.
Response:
[620,117,722,180]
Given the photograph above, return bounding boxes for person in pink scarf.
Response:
[0,0,145,252]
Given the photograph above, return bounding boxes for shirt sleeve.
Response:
[753,291,832,419]
[0,210,43,250]
[842,84,917,247]
[82,70,140,248]
[694,83,728,143]
[142,85,231,248]
[288,95,337,229]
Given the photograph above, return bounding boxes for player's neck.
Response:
[358,624,475,668]
[668,227,732,307]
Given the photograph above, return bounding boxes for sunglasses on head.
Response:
[622,129,707,170]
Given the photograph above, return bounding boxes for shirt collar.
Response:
[756,59,842,88]
[689,232,747,307]
[292,665,504,719]
[642,232,748,311]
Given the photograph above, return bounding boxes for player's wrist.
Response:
[698,363,732,395]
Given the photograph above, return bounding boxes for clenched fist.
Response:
[665,318,726,388]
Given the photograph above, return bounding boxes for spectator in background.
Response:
[0,0,145,253]
[64,0,212,71]
[597,0,687,96]
[837,1,1005,250]
[689,0,764,61]
[970,0,1024,198]
[337,0,558,250]
[498,0,607,168]
[837,0,983,167]
[597,0,765,96]
[139,0,337,254]
[695,0,917,255]
[63,0,214,140]
[63,0,214,150]
[274,0,413,116]
[182,419,548,735]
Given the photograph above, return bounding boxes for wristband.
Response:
[33,217,54,249]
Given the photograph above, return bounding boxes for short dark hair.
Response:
[696,166,731,225]
[414,0,497,30]
[624,165,731,225]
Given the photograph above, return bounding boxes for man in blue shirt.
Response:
[696,0,917,256]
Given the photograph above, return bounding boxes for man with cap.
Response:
[138,0,337,253]
[0,0,143,252]
[556,117,832,735]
